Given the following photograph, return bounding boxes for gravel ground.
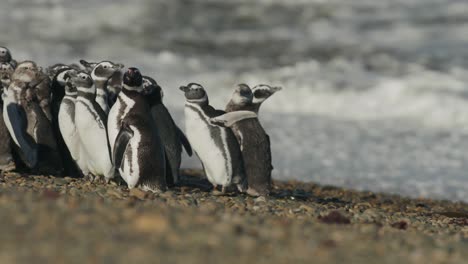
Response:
[0,169,467,264]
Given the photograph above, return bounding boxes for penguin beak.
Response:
[179,86,188,92]
[272,86,282,92]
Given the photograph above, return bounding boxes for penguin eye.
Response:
[81,76,86,80]
[103,65,108,69]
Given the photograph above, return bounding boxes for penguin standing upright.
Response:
[0,61,15,171]
[108,68,166,191]
[87,61,123,113]
[180,83,245,192]
[3,79,62,174]
[72,71,114,181]
[142,76,192,185]
[211,84,273,196]
[58,69,83,176]
[53,68,81,176]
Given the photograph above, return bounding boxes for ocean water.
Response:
[2,0,468,201]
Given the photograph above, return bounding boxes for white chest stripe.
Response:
[185,102,233,185]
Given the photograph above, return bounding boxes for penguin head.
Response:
[179,83,208,104]
[47,63,70,79]
[0,62,14,88]
[232,83,253,105]
[251,84,282,104]
[0,62,15,79]
[70,71,94,89]
[122,67,144,92]
[60,69,79,94]
[91,61,125,81]
[79,59,98,73]
[142,76,164,102]
[12,61,39,83]
[0,47,12,63]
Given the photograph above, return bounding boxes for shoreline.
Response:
[0,169,467,263]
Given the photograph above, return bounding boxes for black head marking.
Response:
[252,84,282,103]
[92,61,124,80]
[70,71,94,88]
[123,67,143,89]
[142,75,163,102]
[180,83,208,102]
[0,47,12,63]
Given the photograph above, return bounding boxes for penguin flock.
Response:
[0,47,281,196]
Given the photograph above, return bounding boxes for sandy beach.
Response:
[0,169,466,264]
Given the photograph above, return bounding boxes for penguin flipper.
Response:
[210,111,258,127]
[176,126,192,156]
[113,123,134,170]
[6,103,38,168]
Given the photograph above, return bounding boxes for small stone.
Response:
[107,189,123,199]
[129,188,148,200]
[254,196,267,203]
[319,211,351,225]
[391,220,409,230]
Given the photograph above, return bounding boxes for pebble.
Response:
[129,188,148,200]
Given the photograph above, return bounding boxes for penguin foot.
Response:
[246,187,269,197]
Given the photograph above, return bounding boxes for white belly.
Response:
[75,99,114,179]
[107,93,135,163]
[96,89,109,114]
[184,106,231,186]
[119,125,141,189]
[2,89,19,147]
[58,98,80,162]
[107,98,121,155]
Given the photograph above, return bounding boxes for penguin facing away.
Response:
[108,68,166,191]
[142,75,192,186]
[211,84,273,196]
[72,71,114,181]
[180,83,246,192]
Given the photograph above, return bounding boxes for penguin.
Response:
[84,60,124,113]
[3,79,62,174]
[72,71,114,182]
[0,62,15,171]
[58,69,82,176]
[211,84,273,196]
[180,83,246,192]
[108,68,166,191]
[142,76,192,186]
[52,67,81,176]
[12,61,53,121]
[0,47,16,68]
[249,84,282,114]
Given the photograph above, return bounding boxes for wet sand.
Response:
[0,169,467,263]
